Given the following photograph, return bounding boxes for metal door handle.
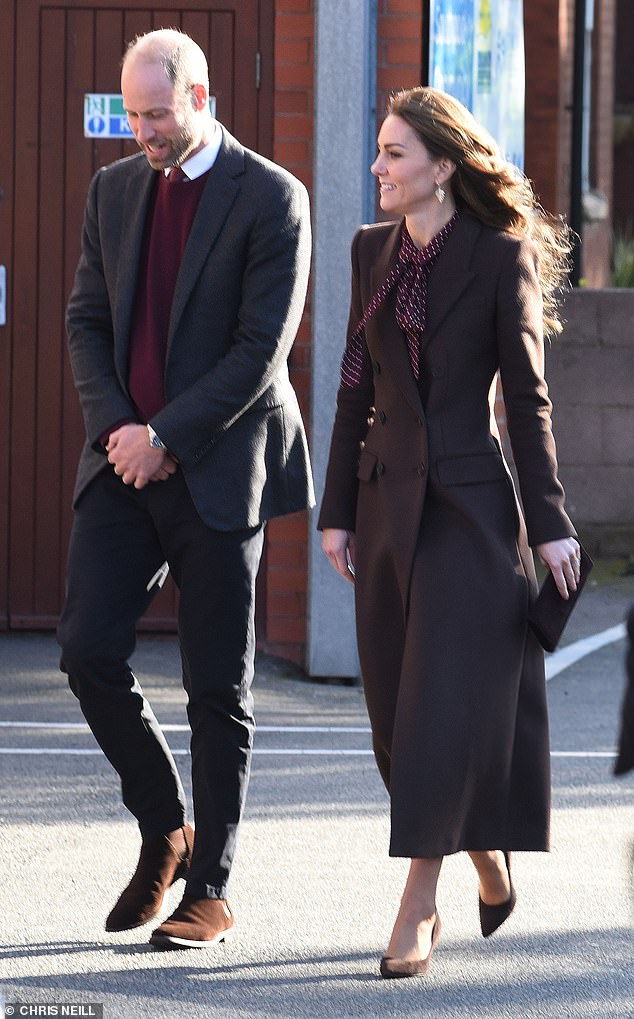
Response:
[0,265,5,325]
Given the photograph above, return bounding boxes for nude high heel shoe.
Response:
[379,913,442,979]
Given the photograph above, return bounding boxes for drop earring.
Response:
[435,182,446,204]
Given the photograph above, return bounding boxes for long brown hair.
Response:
[388,87,572,336]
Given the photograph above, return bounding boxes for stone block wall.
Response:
[544,288,634,555]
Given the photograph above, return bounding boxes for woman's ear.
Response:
[437,156,456,185]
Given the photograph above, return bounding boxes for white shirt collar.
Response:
[165,122,223,181]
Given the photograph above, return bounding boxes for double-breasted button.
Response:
[378,410,387,424]
[373,360,381,375]
[417,463,427,477]
[376,462,385,476]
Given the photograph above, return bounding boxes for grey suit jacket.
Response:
[66,128,314,529]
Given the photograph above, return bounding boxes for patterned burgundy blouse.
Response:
[340,211,460,388]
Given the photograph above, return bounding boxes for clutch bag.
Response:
[528,544,593,652]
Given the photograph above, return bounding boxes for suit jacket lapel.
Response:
[167,130,243,349]
[113,158,156,375]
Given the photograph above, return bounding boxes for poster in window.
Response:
[429,0,525,170]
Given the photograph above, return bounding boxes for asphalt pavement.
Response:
[0,558,633,1019]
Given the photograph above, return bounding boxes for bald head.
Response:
[121,29,213,170]
[123,29,209,100]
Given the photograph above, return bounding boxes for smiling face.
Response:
[371,114,450,218]
[121,58,206,170]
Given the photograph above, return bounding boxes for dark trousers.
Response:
[57,467,264,899]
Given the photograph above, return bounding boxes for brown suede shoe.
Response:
[105,824,194,932]
[149,895,234,950]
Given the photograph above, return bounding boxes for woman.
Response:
[318,87,581,979]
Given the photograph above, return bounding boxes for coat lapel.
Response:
[422,211,481,349]
[113,157,156,375]
[363,212,482,415]
[167,129,243,349]
[366,221,424,418]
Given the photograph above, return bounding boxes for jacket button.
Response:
[417,463,427,477]
[373,360,381,375]
[416,416,424,426]
[376,462,385,476]
[378,410,387,424]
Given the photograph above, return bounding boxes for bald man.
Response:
[58,29,313,950]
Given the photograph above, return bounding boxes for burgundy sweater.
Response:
[126,168,209,425]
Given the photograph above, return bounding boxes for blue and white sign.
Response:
[429,0,525,170]
[84,94,133,138]
[84,93,218,139]
[429,0,475,109]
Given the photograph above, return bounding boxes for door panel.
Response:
[6,0,270,629]
[0,2,15,627]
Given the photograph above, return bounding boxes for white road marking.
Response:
[0,722,369,733]
[545,622,626,680]
[0,747,617,758]
[1,625,626,758]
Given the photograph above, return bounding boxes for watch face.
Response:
[147,426,164,449]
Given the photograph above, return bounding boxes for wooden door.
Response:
[0,4,14,628]
[2,0,273,630]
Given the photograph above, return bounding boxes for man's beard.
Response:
[140,114,197,170]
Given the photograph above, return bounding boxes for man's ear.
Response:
[192,83,208,112]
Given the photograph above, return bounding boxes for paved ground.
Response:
[1,558,633,1019]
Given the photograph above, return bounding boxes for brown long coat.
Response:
[318,212,576,857]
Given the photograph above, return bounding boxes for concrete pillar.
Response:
[307,0,375,677]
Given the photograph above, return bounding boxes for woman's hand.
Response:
[535,537,581,599]
[322,528,356,585]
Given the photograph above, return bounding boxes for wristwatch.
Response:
[147,424,167,450]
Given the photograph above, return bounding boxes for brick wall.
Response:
[583,0,616,287]
[524,0,565,215]
[377,0,424,125]
[262,0,314,666]
[264,0,425,667]
[374,1,425,223]
[516,1,616,286]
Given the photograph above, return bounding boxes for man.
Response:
[58,29,313,951]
